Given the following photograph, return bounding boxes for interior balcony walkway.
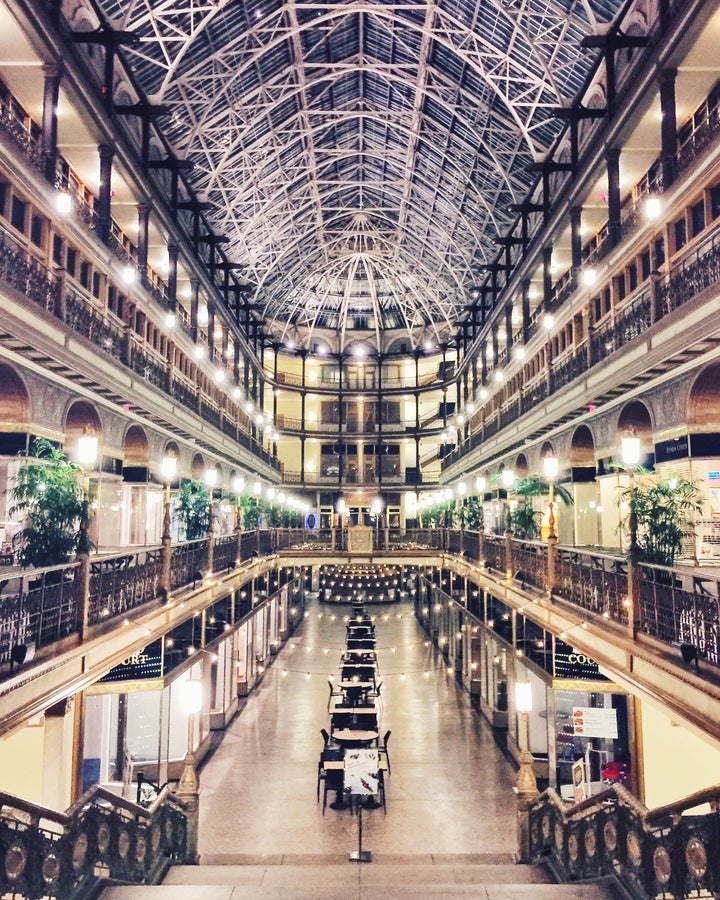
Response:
[101,597,616,898]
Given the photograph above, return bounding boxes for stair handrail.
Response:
[0,781,193,897]
[529,781,720,898]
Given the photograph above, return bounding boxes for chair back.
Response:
[383,729,391,747]
[320,728,330,746]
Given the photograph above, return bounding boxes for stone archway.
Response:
[688,363,720,430]
[65,401,102,464]
[617,400,653,466]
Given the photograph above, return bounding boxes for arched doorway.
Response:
[570,425,599,547]
[0,365,30,550]
[65,401,103,548]
[687,363,720,562]
[122,425,155,547]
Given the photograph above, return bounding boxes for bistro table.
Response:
[332,729,379,746]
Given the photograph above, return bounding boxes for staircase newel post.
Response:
[176,756,200,864]
[516,779,539,864]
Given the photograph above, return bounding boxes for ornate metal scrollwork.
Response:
[653,845,672,886]
[685,836,708,880]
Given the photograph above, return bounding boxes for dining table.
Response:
[332,728,379,746]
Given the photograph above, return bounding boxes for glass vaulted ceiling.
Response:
[96,0,626,351]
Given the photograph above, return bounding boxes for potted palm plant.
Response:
[618,472,703,566]
[8,438,87,567]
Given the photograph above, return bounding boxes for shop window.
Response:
[52,234,63,266]
[711,183,720,220]
[66,246,77,278]
[616,273,626,301]
[674,217,687,252]
[654,236,665,268]
[628,263,637,292]
[10,196,26,233]
[691,199,706,238]
[641,249,651,280]
[30,213,43,248]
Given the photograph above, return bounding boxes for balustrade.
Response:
[638,564,720,665]
[88,548,163,625]
[0,564,78,665]
[511,539,547,591]
[554,546,629,625]
[169,539,208,592]
[529,782,720,899]
[0,786,189,898]
[212,535,238,573]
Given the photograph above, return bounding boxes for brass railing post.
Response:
[627,559,640,639]
[546,533,557,595]
[505,530,513,581]
[75,552,91,641]
[206,530,215,575]
[161,486,172,594]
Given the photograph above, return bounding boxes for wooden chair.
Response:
[378,729,391,774]
[327,679,342,712]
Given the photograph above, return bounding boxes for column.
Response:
[137,203,151,285]
[167,244,178,309]
[660,68,678,189]
[521,279,531,344]
[504,302,513,358]
[41,64,61,184]
[97,144,114,245]
[607,148,621,248]
[570,207,582,280]
[207,304,215,363]
[543,246,553,311]
[190,280,199,342]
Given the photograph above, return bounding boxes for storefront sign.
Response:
[572,706,618,739]
[654,436,688,464]
[554,642,604,680]
[98,641,162,682]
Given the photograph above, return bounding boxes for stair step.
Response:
[100,861,620,898]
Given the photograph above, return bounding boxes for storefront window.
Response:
[554,689,629,800]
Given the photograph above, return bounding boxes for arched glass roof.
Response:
[96,0,627,350]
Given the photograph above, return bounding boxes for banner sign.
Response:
[572,706,618,739]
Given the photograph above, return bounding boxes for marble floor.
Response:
[196,597,519,861]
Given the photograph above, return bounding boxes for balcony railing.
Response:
[4,526,720,689]
[0,220,278,471]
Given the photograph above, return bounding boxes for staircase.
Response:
[101,853,622,898]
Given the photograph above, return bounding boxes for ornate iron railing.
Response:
[554,547,629,626]
[638,564,720,665]
[483,533,506,573]
[0,785,189,898]
[511,539,547,592]
[169,539,207,592]
[0,565,78,664]
[88,548,163,625]
[529,782,720,899]
[213,535,238,573]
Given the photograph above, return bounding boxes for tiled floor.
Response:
[102,597,623,897]
[196,597,519,859]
